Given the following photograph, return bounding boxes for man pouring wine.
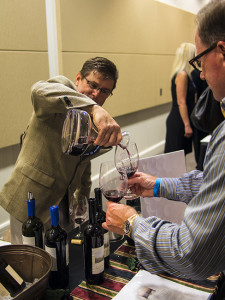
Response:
[0,57,121,244]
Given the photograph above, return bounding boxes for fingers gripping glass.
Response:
[83,76,113,96]
[189,42,217,72]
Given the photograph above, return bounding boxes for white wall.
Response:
[0,0,208,237]
[155,0,210,14]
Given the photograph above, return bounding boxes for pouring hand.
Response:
[85,105,122,147]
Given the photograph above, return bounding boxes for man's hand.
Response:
[102,201,137,235]
[85,105,122,147]
[128,172,158,197]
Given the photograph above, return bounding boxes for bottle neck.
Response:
[27,200,35,217]
[50,205,59,226]
[88,198,97,225]
[94,188,103,213]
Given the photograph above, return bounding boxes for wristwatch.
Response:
[123,214,140,237]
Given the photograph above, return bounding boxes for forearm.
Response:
[132,140,224,279]
[178,103,191,128]
[160,170,203,204]
[31,76,96,118]
[132,206,223,279]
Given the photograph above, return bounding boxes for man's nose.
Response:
[92,89,101,97]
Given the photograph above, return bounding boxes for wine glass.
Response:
[73,195,88,239]
[99,161,128,203]
[115,140,139,200]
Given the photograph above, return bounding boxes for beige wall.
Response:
[0,0,196,148]
[0,0,49,148]
[58,0,196,116]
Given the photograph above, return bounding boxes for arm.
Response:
[176,71,193,138]
[132,133,225,279]
[128,169,203,204]
[104,160,223,279]
[31,76,96,118]
[31,76,122,146]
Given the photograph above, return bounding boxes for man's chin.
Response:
[212,91,223,102]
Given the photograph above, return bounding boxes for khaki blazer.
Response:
[0,76,111,223]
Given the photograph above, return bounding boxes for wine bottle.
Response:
[0,255,26,297]
[22,192,44,248]
[44,205,69,289]
[83,198,104,284]
[95,188,110,268]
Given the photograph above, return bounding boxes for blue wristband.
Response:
[153,178,161,197]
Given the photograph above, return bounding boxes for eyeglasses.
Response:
[83,76,113,96]
[189,42,217,72]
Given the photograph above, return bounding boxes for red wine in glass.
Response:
[74,217,86,225]
[118,166,137,178]
[115,141,139,200]
[103,189,125,203]
[99,161,128,204]
[70,137,89,156]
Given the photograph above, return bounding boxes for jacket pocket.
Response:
[21,163,55,188]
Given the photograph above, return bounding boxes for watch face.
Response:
[124,220,130,234]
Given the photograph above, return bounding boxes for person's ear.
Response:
[218,41,225,58]
[75,72,82,86]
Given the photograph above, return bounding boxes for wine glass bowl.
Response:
[99,161,128,203]
[61,109,91,156]
[115,141,139,200]
[73,195,88,239]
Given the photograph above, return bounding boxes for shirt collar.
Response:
[221,97,225,111]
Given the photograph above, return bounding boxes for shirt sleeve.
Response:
[160,170,203,204]
[132,127,225,279]
[31,75,96,119]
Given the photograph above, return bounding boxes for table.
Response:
[69,237,221,300]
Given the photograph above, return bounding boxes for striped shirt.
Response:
[132,108,225,280]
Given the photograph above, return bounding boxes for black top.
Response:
[164,73,196,155]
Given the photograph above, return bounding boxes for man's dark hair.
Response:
[197,0,225,46]
[80,57,118,91]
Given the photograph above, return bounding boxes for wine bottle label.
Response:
[104,232,110,257]
[92,245,104,275]
[45,246,57,271]
[22,235,35,246]
[0,283,10,297]
[5,265,24,285]
[45,244,69,271]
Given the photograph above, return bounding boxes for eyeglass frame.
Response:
[189,42,218,71]
[83,76,113,96]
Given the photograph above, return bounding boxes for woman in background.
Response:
[164,43,196,156]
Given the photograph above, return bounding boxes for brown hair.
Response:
[197,0,225,46]
[80,57,118,90]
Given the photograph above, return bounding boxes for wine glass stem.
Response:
[76,224,82,237]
